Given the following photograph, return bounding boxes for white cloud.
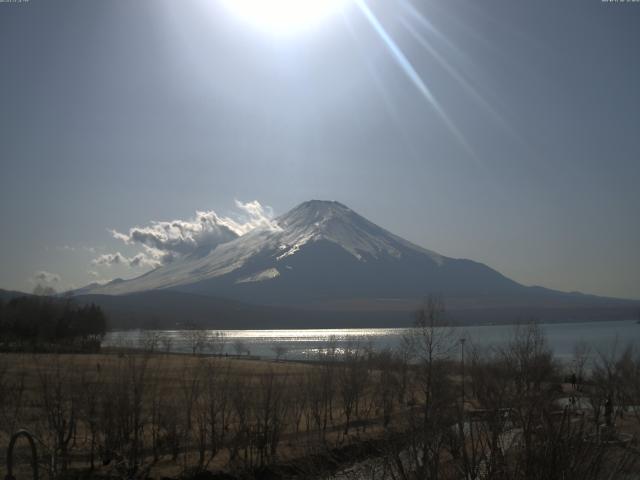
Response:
[91,251,161,269]
[86,271,115,286]
[129,252,162,269]
[109,212,237,257]
[90,200,277,274]
[230,200,280,235]
[32,270,61,284]
[59,245,97,253]
[103,200,278,269]
[92,252,127,266]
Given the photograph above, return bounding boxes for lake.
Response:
[103,319,640,363]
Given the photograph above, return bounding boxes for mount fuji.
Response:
[75,201,638,327]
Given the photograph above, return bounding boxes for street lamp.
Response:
[460,337,466,411]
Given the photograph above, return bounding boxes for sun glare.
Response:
[219,0,351,34]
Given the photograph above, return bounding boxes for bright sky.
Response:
[1,0,639,299]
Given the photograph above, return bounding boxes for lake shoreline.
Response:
[103,319,640,361]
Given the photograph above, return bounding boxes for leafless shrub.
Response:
[590,341,626,429]
[0,354,26,436]
[227,373,253,469]
[79,364,104,470]
[160,334,173,354]
[271,344,288,362]
[288,371,308,435]
[138,330,160,353]
[99,354,149,473]
[182,329,209,356]
[394,296,458,479]
[306,353,336,444]
[207,331,227,356]
[158,397,182,461]
[233,340,247,356]
[34,356,79,478]
[572,340,591,389]
[3,316,639,479]
[200,359,233,467]
[253,368,289,465]
[338,340,368,436]
[370,349,397,430]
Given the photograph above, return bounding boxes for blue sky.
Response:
[1,0,639,299]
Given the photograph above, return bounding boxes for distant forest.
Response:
[0,296,107,352]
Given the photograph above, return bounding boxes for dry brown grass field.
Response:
[1,321,640,480]
[0,350,404,479]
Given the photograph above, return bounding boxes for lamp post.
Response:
[460,337,466,412]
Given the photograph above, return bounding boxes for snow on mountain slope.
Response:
[275,201,444,264]
[80,200,519,301]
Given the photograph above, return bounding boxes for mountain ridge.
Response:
[80,200,522,301]
[72,200,639,325]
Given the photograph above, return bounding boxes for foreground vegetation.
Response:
[1,300,640,479]
[0,296,106,352]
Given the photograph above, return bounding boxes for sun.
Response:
[219,0,351,35]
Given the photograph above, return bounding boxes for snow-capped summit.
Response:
[272,200,443,264]
[80,200,523,303]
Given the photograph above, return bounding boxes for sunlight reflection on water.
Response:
[103,320,640,361]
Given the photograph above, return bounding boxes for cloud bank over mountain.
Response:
[91,200,278,272]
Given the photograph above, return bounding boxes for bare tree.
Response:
[289,371,308,435]
[402,295,457,479]
[572,340,591,391]
[177,357,204,467]
[338,340,369,435]
[79,365,104,470]
[138,330,160,353]
[160,334,173,354]
[465,346,514,479]
[372,349,397,429]
[182,328,209,356]
[498,321,558,478]
[147,361,165,463]
[622,346,640,426]
[590,340,627,430]
[207,330,227,356]
[34,356,79,477]
[306,363,335,443]
[233,340,247,357]
[591,342,640,430]
[228,374,252,468]
[0,354,26,436]
[156,390,182,462]
[254,367,289,465]
[394,340,412,407]
[202,359,233,466]
[98,354,150,473]
[271,344,288,362]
